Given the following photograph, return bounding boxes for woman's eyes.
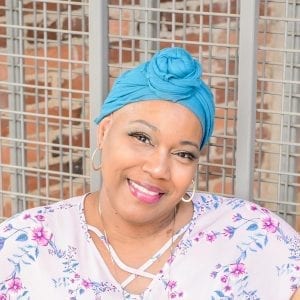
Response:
[128,131,152,145]
[175,151,197,161]
[128,131,197,161]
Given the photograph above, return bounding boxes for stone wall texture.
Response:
[0,0,299,229]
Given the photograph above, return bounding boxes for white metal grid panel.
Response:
[0,0,299,230]
[89,0,241,195]
[255,0,300,228]
[105,0,299,230]
[107,0,240,196]
[0,0,90,222]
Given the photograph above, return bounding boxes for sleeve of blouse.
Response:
[0,212,42,297]
[268,212,300,298]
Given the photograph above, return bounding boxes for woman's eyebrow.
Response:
[130,120,200,150]
[129,119,158,131]
[180,140,200,150]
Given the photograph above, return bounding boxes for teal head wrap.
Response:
[94,47,215,149]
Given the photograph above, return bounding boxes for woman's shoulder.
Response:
[0,194,86,229]
[0,194,88,252]
[189,193,300,297]
[192,192,299,246]
[0,194,90,297]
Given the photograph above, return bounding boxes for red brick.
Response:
[109,0,139,4]
[259,2,273,17]
[161,11,186,32]
[62,16,89,37]
[215,59,237,76]
[191,1,239,26]
[23,2,68,12]
[109,18,131,36]
[24,115,46,138]
[202,2,234,13]
[26,20,59,43]
[109,40,139,63]
[0,118,9,137]
[25,172,76,194]
[48,186,72,200]
[1,145,10,164]
[160,32,210,54]
[24,80,50,106]
[47,105,82,125]
[61,74,89,100]
[3,197,12,218]
[0,25,6,48]
[214,85,236,104]
[212,181,235,195]
[52,130,89,156]
[24,45,88,76]
[26,143,46,164]
[0,54,7,81]
[0,0,5,17]
[56,131,89,147]
[0,90,8,108]
[256,103,270,121]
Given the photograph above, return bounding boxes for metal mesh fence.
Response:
[104,0,300,229]
[255,0,300,227]
[0,0,90,222]
[106,0,240,196]
[0,0,299,230]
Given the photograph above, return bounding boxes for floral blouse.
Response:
[0,193,299,300]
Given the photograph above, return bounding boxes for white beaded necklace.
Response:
[97,199,179,299]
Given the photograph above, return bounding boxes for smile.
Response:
[128,179,164,204]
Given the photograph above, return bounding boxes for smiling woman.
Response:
[0,47,299,299]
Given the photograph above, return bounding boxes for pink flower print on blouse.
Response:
[23,213,31,220]
[262,217,279,233]
[223,226,236,239]
[34,214,45,222]
[230,263,246,277]
[32,226,52,246]
[220,275,228,283]
[0,294,6,300]
[224,285,231,292]
[82,279,92,289]
[206,232,217,242]
[7,278,22,293]
[167,280,177,290]
[250,204,258,211]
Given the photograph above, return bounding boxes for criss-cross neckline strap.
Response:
[87,224,188,288]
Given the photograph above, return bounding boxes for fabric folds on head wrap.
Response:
[94,47,215,149]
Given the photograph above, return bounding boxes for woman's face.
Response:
[98,100,203,224]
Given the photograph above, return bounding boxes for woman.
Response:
[0,47,299,299]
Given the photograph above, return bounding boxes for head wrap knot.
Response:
[94,47,215,149]
[146,47,202,99]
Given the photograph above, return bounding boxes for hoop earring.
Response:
[91,148,102,171]
[181,179,196,203]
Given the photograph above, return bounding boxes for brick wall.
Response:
[0,0,89,217]
[108,0,271,196]
[0,0,299,228]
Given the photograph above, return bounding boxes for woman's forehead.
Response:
[115,100,198,120]
[113,100,203,137]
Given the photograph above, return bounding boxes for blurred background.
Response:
[0,0,299,230]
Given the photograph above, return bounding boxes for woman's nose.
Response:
[142,149,171,180]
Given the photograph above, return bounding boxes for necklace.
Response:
[97,199,177,299]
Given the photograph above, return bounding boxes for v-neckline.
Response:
[79,193,198,298]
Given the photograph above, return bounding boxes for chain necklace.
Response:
[98,199,177,300]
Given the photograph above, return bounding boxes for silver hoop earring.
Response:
[91,148,102,171]
[181,179,196,203]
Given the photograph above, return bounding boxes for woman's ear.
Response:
[97,115,113,148]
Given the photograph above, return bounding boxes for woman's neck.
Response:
[85,190,193,246]
[98,193,177,244]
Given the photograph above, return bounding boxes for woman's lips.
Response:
[128,179,164,204]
